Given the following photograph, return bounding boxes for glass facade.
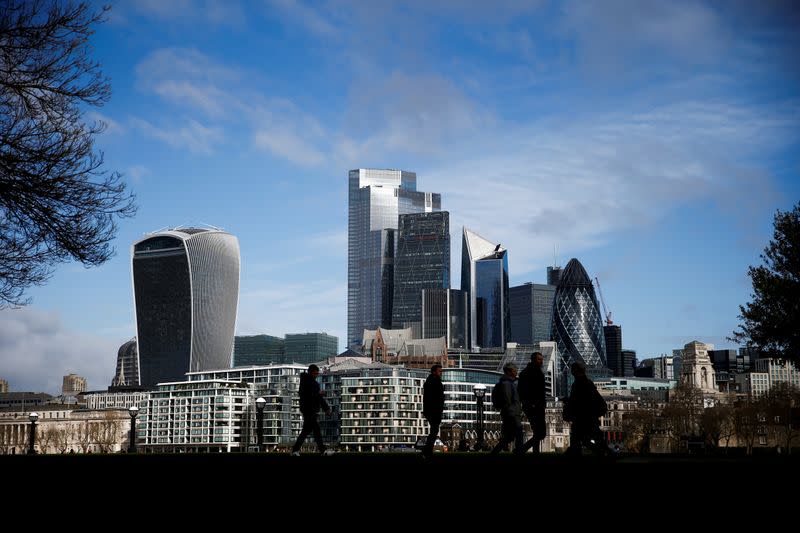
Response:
[233,335,285,366]
[509,283,555,345]
[284,332,339,365]
[603,325,623,377]
[421,288,468,349]
[461,228,509,349]
[391,211,450,337]
[551,258,607,378]
[112,338,140,387]
[347,169,441,349]
[133,228,240,389]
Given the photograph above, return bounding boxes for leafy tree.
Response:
[0,1,135,308]
[731,202,800,364]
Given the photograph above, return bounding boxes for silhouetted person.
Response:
[292,364,333,456]
[491,362,524,455]
[519,351,546,453]
[422,363,445,458]
[563,362,608,457]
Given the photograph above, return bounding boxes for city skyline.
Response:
[1,1,799,393]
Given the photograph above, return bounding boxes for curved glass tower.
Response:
[551,258,606,374]
[111,337,139,387]
[132,227,240,389]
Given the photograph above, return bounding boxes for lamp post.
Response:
[28,412,38,454]
[255,397,266,452]
[128,405,139,453]
[473,384,486,451]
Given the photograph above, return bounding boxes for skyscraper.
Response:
[421,288,468,349]
[551,258,607,375]
[392,211,450,337]
[347,169,440,349]
[603,325,622,377]
[509,282,555,345]
[461,228,509,349]
[111,337,139,387]
[132,227,240,389]
[547,266,562,287]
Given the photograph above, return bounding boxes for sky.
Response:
[1,0,799,394]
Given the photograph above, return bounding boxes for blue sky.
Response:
[1,0,798,394]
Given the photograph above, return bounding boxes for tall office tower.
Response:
[132,227,240,389]
[0,379,7,393]
[421,288,468,349]
[392,212,450,337]
[547,266,562,287]
[509,282,555,345]
[603,325,623,377]
[461,228,509,349]
[347,169,441,349]
[285,333,339,365]
[621,349,636,377]
[62,374,87,395]
[233,335,285,366]
[111,338,140,387]
[551,258,607,375]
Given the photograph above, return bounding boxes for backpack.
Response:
[491,381,505,410]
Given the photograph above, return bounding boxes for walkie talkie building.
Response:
[132,227,240,389]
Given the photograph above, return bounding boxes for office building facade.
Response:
[551,258,607,374]
[391,211,450,337]
[347,169,441,350]
[132,227,240,389]
[421,288,468,350]
[509,283,555,345]
[461,228,509,349]
[112,338,140,387]
[233,335,285,366]
[285,333,339,365]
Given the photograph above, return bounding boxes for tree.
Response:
[762,382,800,454]
[0,1,135,308]
[731,202,800,364]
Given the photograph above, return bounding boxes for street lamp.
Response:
[255,397,266,452]
[28,412,38,455]
[473,384,486,452]
[128,405,139,453]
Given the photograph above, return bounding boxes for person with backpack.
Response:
[518,351,546,454]
[490,362,524,455]
[562,361,608,457]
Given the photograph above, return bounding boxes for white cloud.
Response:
[132,0,246,28]
[126,165,150,184]
[427,100,797,283]
[237,281,346,349]
[0,309,118,394]
[130,117,224,154]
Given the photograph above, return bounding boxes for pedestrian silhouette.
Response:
[563,362,608,457]
[422,364,445,458]
[291,364,334,456]
[491,362,524,455]
[519,351,547,454]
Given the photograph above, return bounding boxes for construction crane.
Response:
[594,276,613,326]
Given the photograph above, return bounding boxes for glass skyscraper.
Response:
[233,334,285,366]
[509,282,555,345]
[347,169,440,349]
[132,227,240,389]
[391,211,450,337]
[461,228,509,349]
[111,337,139,387]
[551,258,607,377]
[421,288,468,349]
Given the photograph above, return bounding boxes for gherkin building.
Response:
[551,258,607,378]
